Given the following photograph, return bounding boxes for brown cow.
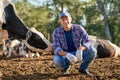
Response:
[90,36,120,58]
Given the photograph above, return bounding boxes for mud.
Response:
[0,53,120,80]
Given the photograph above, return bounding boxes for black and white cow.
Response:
[4,38,41,58]
[1,0,52,54]
[4,39,26,58]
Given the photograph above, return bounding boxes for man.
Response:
[52,11,97,76]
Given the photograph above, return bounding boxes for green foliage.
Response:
[12,0,120,44]
[109,15,120,46]
[13,0,51,35]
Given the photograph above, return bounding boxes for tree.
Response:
[96,0,120,41]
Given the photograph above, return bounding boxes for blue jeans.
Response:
[53,46,97,70]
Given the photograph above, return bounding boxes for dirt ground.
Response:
[0,52,120,80]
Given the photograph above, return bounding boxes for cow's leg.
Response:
[0,39,4,57]
[6,47,13,58]
[2,39,6,51]
[35,52,40,57]
[27,50,34,58]
[12,50,18,57]
[0,28,3,56]
[12,45,19,57]
[19,48,26,57]
[18,42,27,57]
[19,49,26,57]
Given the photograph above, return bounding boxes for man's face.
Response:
[60,16,72,31]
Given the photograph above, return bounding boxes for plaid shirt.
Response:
[53,24,93,55]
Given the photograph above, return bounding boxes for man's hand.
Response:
[78,46,87,50]
[46,46,53,52]
[58,51,67,56]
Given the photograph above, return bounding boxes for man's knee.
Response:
[53,56,62,67]
[89,46,97,58]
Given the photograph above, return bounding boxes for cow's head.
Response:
[1,0,50,51]
[27,31,48,49]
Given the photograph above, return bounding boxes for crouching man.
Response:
[52,11,97,76]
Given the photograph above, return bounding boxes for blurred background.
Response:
[11,0,120,46]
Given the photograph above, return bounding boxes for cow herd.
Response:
[0,0,120,59]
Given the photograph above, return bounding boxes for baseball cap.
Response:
[60,11,71,18]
